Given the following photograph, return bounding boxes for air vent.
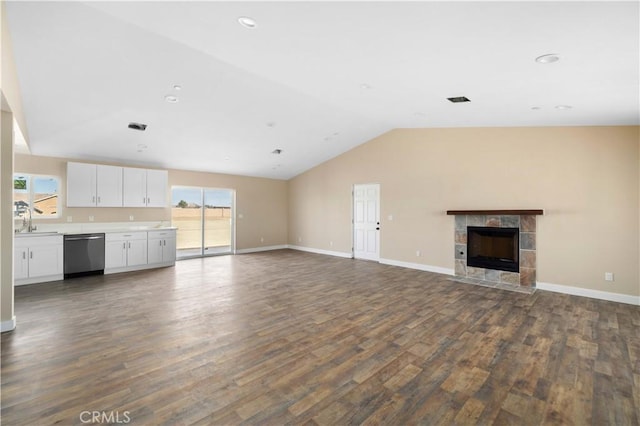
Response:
[272,149,283,155]
[128,122,147,131]
[447,96,471,103]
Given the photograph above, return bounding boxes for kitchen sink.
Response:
[15,231,60,237]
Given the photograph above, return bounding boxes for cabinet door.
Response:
[122,167,147,207]
[145,169,168,207]
[105,240,127,269]
[28,244,63,278]
[14,248,29,280]
[163,237,176,262]
[96,165,123,207]
[127,239,148,267]
[147,237,164,264]
[67,162,96,207]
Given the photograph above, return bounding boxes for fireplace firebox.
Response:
[467,227,519,273]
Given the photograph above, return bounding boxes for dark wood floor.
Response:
[1,249,639,425]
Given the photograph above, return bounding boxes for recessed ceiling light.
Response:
[447,96,470,103]
[238,16,257,29]
[555,105,572,110]
[531,106,541,110]
[360,83,372,90]
[164,95,178,103]
[535,54,560,64]
[173,84,182,91]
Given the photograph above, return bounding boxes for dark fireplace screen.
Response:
[467,227,519,273]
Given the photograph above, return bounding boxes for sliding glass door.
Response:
[171,186,234,259]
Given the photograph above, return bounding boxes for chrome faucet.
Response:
[21,207,36,232]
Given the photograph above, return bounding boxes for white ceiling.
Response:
[6,1,639,180]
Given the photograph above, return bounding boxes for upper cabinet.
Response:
[123,167,168,208]
[67,162,123,207]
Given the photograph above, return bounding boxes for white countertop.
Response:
[14,221,177,237]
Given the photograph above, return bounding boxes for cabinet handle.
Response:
[159,240,162,246]
[23,252,26,260]
[163,240,166,246]
[92,196,96,203]
[98,196,101,204]
[143,197,145,204]
[123,242,126,249]
[30,251,33,259]
[147,197,150,204]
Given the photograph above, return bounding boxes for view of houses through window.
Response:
[13,174,60,220]
[171,186,234,259]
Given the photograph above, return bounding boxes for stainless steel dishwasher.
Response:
[63,233,105,278]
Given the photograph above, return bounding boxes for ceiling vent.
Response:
[128,122,147,131]
[272,149,283,155]
[447,96,471,103]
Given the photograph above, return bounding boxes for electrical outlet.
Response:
[298,236,302,243]
[67,216,72,222]
[388,214,393,221]
[260,237,264,243]
[416,250,421,257]
[605,272,614,282]
[129,215,134,221]
[329,241,333,247]
[89,216,94,222]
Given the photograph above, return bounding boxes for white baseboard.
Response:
[379,258,455,276]
[236,245,288,254]
[537,281,640,306]
[1,316,16,333]
[288,245,353,259]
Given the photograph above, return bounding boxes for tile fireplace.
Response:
[447,210,543,288]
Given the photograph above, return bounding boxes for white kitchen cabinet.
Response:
[147,229,176,264]
[122,167,168,208]
[105,232,147,270]
[67,162,122,207]
[14,234,64,285]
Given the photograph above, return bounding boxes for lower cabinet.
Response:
[14,235,64,285]
[105,232,148,270]
[104,229,176,274]
[147,230,177,264]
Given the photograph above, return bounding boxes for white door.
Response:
[105,240,127,269]
[96,165,123,207]
[27,244,63,278]
[14,248,29,280]
[353,184,380,261]
[127,239,148,267]
[66,162,96,207]
[122,167,147,207]
[147,236,164,264]
[145,169,168,207]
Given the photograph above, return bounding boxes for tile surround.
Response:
[453,214,537,288]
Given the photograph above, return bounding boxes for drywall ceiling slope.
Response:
[6,1,639,179]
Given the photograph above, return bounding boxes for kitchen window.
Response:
[14,173,61,219]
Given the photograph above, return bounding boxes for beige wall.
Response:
[14,154,288,250]
[168,168,288,250]
[288,126,640,298]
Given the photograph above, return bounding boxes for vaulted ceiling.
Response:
[6,1,639,179]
